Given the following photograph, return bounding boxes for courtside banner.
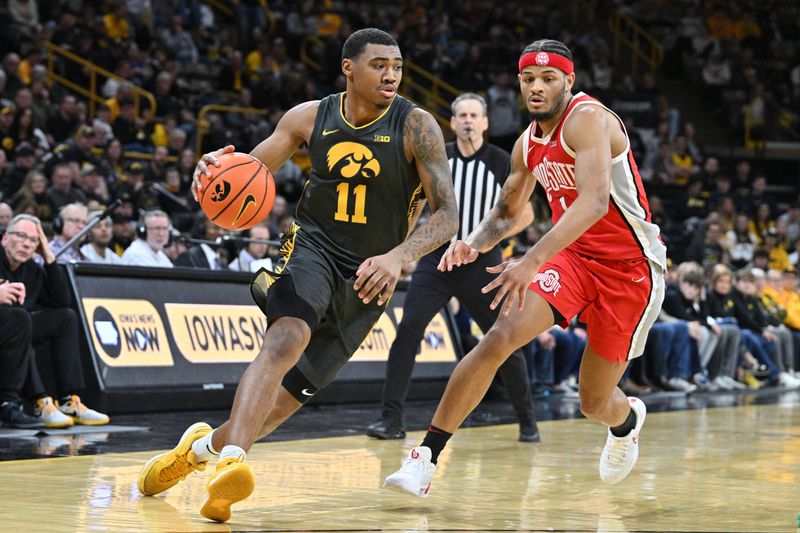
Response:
[68,264,458,395]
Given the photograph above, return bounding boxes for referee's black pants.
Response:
[25,307,85,399]
[380,245,535,424]
[0,307,33,403]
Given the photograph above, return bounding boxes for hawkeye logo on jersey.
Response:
[327,142,381,179]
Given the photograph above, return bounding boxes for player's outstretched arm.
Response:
[353,108,458,306]
[438,132,535,271]
[191,101,319,200]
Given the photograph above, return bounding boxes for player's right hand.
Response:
[0,281,26,305]
[437,240,479,271]
[191,145,235,201]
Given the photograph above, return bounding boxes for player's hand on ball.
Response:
[191,145,235,201]
[438,240,479,272]
[354,251,404,306]
[482,255,539,316]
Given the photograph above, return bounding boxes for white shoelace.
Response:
[605,437,632,466]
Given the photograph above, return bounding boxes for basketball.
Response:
[198,152,276,230]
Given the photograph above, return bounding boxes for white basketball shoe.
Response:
[599,396,647,484]
[383,446,437,497]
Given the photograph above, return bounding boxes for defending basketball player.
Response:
[136,28,459,522]
[384,39,667,497]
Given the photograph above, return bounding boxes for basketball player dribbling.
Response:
[384,39,667,497]
[136,28,459,522]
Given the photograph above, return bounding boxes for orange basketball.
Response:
[199,152,276,230]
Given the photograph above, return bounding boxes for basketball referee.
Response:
[367,93,539,442]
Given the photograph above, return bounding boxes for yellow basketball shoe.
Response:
[200,455,255,523]
[138,422,212,496]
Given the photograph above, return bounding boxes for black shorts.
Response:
[250,225,385,402]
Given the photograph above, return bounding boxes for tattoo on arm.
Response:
[396,110,459,263]
[468,182,517,251]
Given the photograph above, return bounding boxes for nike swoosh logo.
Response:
[232,194,256,225]
[301,388,315,396]
[322,129,340,136]
[631,276,646,283]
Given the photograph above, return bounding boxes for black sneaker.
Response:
[365,418,405,439]
[518,414,541,443]
[0,401,42,428]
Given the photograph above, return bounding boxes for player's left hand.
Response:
[354,251,403,306]
[482,255,539,316]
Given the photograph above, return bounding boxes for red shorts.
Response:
[528,248,665,362]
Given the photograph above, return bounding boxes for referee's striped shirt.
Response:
[446,142,511,242]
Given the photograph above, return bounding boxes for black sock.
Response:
[420,425,452,464]
[610,408,637,437]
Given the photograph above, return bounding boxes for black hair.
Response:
[342,28,398,61]
[520,39,574,62]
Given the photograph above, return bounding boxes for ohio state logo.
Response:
[535,52,550,66]
[533,268,562,296]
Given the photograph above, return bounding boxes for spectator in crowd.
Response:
[110,213,134,256]
[45,94,80,144]
[706,264,792,388]
[678,178,709,222]
[686,220,730,268]
[80,211,123,265]
[707,174,734,212]
[12,106,48,153]
[45,162,87,212]
[175,218,227,269]
[77,164,111,206]
[10,169,51,221]
[762,227,790,271]
[146,146,169,183]
[52,124,99,168]
[3,141,37,200]
[228,224,273,272]
[725,214,758,269]
[735,269,797,377]
[777,203,800,245]
[0,213,109,427]
[715,195,737,233]
[0,202,13,229]
[670,136,701,185]
[48,202,88,262]
[660,265,713,392]
[486,71,521,152]
[121,209,173,267]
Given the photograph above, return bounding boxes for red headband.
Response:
[518,51,574,75]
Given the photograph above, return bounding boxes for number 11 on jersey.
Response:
[334,182,367,224]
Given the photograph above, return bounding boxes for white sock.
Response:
[219,445,246,463]
[190,430,218,463]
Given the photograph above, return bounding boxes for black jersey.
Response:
[296,93,423,274]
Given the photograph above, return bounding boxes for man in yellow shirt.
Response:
[762,268,800,330]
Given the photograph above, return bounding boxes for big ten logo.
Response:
[351,312,397,361]
[392,308,457,362]
[82,298,173,367]
[165,303,267,363]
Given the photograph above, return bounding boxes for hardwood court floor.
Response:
[0,402,797,532]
